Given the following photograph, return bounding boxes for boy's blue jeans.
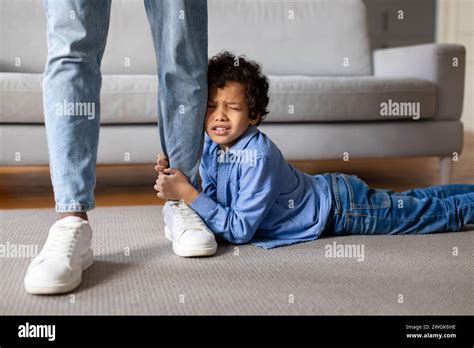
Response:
[322,173,474,235]
[42,0,208,212]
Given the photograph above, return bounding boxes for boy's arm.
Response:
[190,155,279,244]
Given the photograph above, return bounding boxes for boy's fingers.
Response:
[157,153,168,161]
[155,161,169,173]
[156,159,169,166]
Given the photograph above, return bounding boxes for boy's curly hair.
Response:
[207,51,269,125]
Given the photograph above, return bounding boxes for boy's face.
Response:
[205,82,258,150]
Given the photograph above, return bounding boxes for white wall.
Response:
[437,0,474,131]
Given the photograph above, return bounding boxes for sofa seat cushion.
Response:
[266,76,436,122]
[0,73,436,124]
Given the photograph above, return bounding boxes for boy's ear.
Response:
[249,114,260,125]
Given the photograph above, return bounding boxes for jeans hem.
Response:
[55,202,95,212]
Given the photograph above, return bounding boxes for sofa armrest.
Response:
[373,43,466,120]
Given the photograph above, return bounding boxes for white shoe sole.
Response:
[165,225,217,257]
[24,249,94,295]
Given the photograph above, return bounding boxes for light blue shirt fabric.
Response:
[190,125,332,249]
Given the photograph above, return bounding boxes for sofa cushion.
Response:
[0,121,462,165]
[1,0,371,77]
[266,76,436,122]
[209,0,372,76]
[0,73,436,124]
[0,0,157,74]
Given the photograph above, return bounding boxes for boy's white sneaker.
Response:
[163,200,217,257]
[24,216,94,295]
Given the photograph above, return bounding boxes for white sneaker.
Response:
[163,200,217,257]
[24,216,94,295]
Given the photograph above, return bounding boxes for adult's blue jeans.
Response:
[321,173,474,235]
[42,0,208,212]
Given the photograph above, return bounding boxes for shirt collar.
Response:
[209,125,259,154]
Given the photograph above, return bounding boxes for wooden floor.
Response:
[1,131,473,210]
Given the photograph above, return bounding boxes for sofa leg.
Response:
[439,156,453,185]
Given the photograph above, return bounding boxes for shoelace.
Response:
[171,200,207,231]
[41,222,84,259]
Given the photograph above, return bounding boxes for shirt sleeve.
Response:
[199,157,217,201]
[190,155,280,244]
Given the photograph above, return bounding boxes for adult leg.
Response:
[144,0,216,257]
[43,0,111,217]
[24,0,111,295]
[144,0,208,188]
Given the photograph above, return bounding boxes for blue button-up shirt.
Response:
[190,125,332,249]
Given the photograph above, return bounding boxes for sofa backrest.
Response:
[0,0,157,74]
[0,0,372,76]
[209,0,372,76]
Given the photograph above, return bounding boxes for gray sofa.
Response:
[0,0,466,184]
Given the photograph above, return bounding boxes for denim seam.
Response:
[55,203,95,207]
[352,206,390,209]
[341,174,355,209]
[55,202,95,212]
[352,203,390,209]
[144,0,159,57]
[420,212,463,218]
[331,174,341,214]
[349,201,473,218]
[97,1,111,66]
[344,212,416,221]
[347,210,466,221]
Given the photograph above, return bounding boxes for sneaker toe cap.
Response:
[178,230,216,248]
[26,260,72,283]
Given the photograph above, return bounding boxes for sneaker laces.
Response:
[171,200,207,231]
[41,221,85,260]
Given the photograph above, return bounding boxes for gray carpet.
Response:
[0,206,473,315]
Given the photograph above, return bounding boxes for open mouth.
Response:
[211,125,230,136]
